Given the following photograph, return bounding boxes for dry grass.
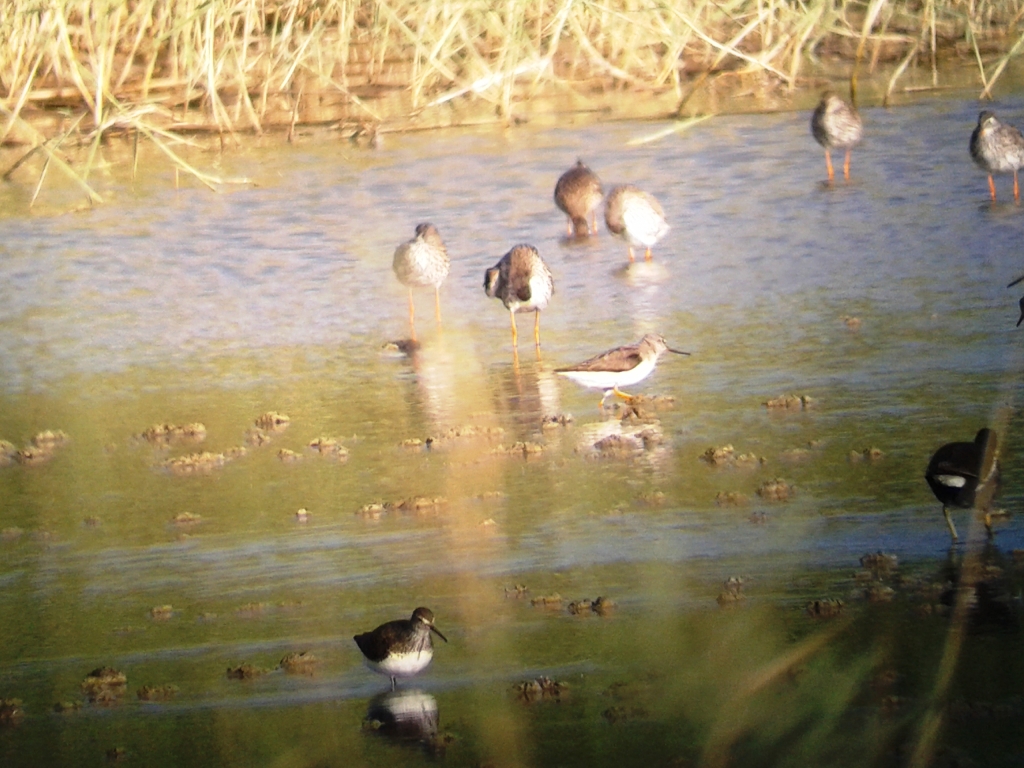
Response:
[2,0,1023,203]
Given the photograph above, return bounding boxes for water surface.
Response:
[1,95,1023,767]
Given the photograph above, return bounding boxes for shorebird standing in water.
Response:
[555,333,690,408]
[810,91,863,182]
[393,223,450,340]
[354,607,448,690]
[484,244,554,352]
[604,185,669,263]
[970,110,1024,202]
[554,160,604,238]
[925,428,1000,542]
[1008,273,1024,326]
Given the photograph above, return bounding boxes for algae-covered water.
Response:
[1,95,1023,767]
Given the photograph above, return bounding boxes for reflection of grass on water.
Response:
[1,0,1024,202]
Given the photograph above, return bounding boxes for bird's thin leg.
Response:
[627,246,636,263]
[599,390,612,409]
[434,286,442,323]
[1014,170,1020,202]
[408,289,417,342]
[565,219,573,236]
[612,386,635,404]
[943,507,959,542]
[533,310,541,348]
[509,309,519,348]
[590,213,598,235]
[391,676,396,692]
[644,247,653,262]
[824,149,834,182]
[988,174,997,202]
[843,149,852,181]
[984,511,994,538]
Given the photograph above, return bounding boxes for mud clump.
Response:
[849,447,885,462]
[715,491,750,506]
[226,663,269,680]
[860,552,898,579]
[308,437,349,460]
[530,594,562,608]
[757,478,794,501]
[717,577,746,606]
[82,667,128,704]
[568,596,615,616]
[245,428,273,446]
[701,444,766,467]
[137,684,179,701]
[139,423,206,445]
[513,676,569,704]
[0,698,24,725]
[254,412,290,432]
[162,451,231,475]
[0,440,19,466]
[496,441,544,458]
[279,651,320,675]
[356,496,448,520]
[541,414,574,429]
[806,598,844,619]
[764,394,814,410]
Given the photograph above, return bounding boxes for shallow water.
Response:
[1,95,1024,767]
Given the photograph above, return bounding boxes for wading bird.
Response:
[354,607,448,691]
[393,223,450,340]
[555,333,689,408]
[484,244,554,351]
[604,185,669,263]
[554,160,603,238]
[925,428,1000,542]
[810,91,863,182]
[970,110,1024,202]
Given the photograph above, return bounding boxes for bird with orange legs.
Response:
[604,185,669,263]
[810,91,863,182]
[484,244,554,355]
[393,223,450,341]
[970,110,1024,203]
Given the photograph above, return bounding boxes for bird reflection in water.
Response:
[363,689,451,756]
[937,542,1019,633]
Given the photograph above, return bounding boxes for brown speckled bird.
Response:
[484,244,554,349]
[604,185,669,263]
[970,111,1024,202]
[554,160,603,238]
[810,92,863,182]
[393,223,450,340]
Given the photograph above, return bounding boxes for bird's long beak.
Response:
[430,625,448,643]
[1008,274,1024,288]
[667,347,691,356]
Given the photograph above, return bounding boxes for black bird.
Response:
[925,428,1000,542]
[1007,273,1024,326]
[354,607,448,690]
